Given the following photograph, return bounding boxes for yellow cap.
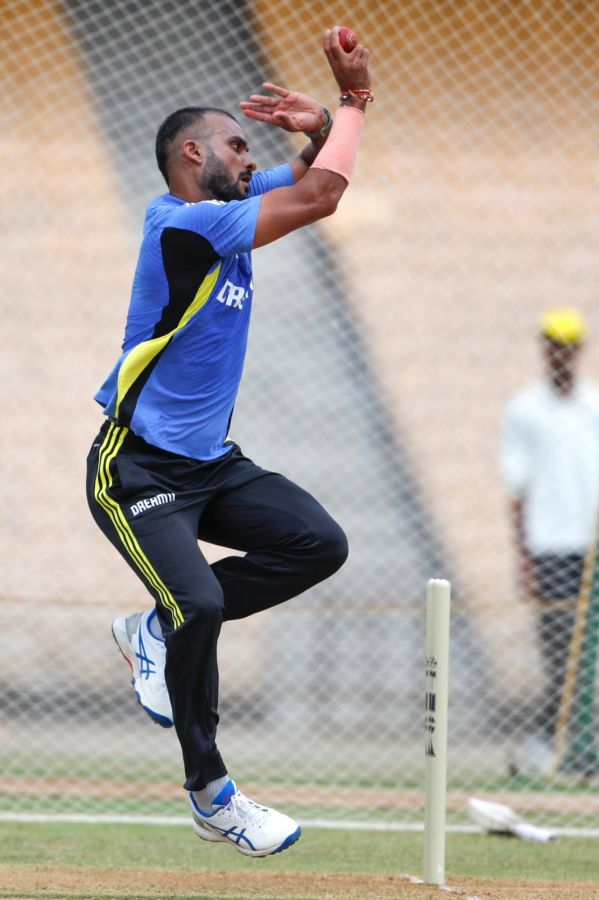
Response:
[539,307,587,344]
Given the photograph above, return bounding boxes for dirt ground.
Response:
[2,866,599,900]
[4,778,599,817]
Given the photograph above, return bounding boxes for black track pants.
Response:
[86,421,348,790]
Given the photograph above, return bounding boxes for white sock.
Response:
[193,775,231,813]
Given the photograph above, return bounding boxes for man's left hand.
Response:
[240,83,325,134]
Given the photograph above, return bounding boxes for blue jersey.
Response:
[95,164,294,460]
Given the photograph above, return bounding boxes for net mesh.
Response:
[3,0,599,830]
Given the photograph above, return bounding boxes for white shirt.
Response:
[499,379,599,555]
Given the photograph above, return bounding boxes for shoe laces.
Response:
[226,791,269,827]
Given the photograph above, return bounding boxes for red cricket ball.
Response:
[339,26,357,53]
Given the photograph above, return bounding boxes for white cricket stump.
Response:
[423,578,451,885]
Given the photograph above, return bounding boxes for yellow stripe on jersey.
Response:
[94,423,184,629]
[115,263,222,419]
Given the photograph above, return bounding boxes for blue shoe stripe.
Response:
[136,629,157,679]
[272,825,302,855]
[213,824,256,850]
[133,690,173,728]
[141,704,173,728]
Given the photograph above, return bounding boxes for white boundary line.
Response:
[0,812,598,836]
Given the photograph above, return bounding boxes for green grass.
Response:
[6,748,599,792]
[1,820,599,882]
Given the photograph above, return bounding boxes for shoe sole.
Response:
[191,817,302,857]
[111,618,173,729]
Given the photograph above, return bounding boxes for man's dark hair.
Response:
[155,107,239,185]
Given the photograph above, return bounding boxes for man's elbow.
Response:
[297,170,346,221]
[321,191,341,217]
[312,187,342,219]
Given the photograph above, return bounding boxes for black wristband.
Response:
[303,107,333,139]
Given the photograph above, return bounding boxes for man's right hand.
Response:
[323,26,371,99]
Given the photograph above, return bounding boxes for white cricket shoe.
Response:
[111,609,173,728]
[190,780,301,857]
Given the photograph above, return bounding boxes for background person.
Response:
[499,307,599,773]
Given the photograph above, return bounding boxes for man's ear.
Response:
[181,139,203,167]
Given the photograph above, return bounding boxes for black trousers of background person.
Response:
[86,420,348,791]
[533,553,585,740]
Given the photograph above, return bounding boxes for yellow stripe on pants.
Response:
[94,423,184,629]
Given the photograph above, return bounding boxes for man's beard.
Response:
[201,149,248,202]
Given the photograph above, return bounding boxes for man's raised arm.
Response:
[240,26,372,248]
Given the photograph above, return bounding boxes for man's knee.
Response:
[181,581,224,629]
[313,518,349,576]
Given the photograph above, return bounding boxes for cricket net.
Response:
[2,0,599,833]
